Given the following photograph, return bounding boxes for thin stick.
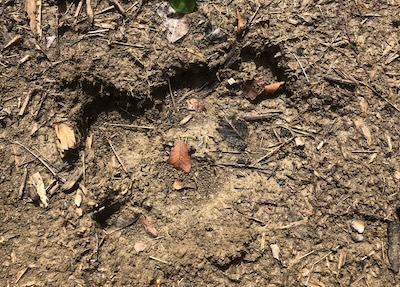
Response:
[360,82,400,113]
[37,0,42,38]
[305,250,334,285]
[109,0,126,16]
[242,111,282,121]
[167,78,176,114]
[106,123,155,130]
[149,256,170,265]
[293,53,310,83]
[18,88,39,116]
[82,151,86,182]
[18,168,28,199]
[214,163,273,171]
[107,139,127,173]
[13,141,66,183]
[255,137,294,163]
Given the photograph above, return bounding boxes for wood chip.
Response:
[25,0,37,34]
[388,221,400,273]
[270,243,280,261]
[29,172,48,208]
[55,122,76,156]
[354,118,372,146]
[74,189,83,207]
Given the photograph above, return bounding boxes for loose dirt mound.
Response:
[1,1,400,286]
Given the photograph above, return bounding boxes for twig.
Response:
[360,82,400,113]
[86,0,94,25]
[2,35,22,50]
[293,53,310,83]
[305,250,335,286]
[106,123,155,130]
[18,168,28,199]
[107,139,127,173]
[130,0,144,19]
[149,256,170,265]
[214,162,273,171]
[109,0,126,16]
[242,110,282,121]
[277,218,308,230]
[255,137,294,163]
[13,141,66,183]
[18,88,39,116]
[324,76,356,87]
[82,151,86,182]
[37,0,42,38]
[168,78,176,114]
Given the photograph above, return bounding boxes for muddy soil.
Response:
[1,0,400,286]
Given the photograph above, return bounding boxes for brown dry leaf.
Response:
[29,172,48,208]
[55,122,76,155]
[25,0,37,34]
[237,9,245,33]
[167,140,191,173]
[134,241,147,253]
[264,81,285,95]
[187,98,205,111]
[354,118,372,146]
[139,216,158,238]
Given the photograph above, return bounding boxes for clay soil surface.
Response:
[1,0,400,286]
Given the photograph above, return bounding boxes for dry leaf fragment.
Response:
[173,179,184,190]
[139,216,158,238]
[354,118,372,146]
[167,140,191,173]
[244,80,285,100]
[217,116,248,151]
[395,171,400,180]
[264,81,285,95]
[187,98,205,111]
[134,241,147,253]
[157,2,189,43]
[237,9,245,33]
[244,80,266,100]
[55,122,76,156]
[29,172,48,208]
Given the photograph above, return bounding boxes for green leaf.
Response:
[168,0,197,14]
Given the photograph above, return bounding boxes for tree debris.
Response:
[388,221,400,273]
[236,9,245,34]
[29,172,48,208]
[187,98,205,111]
[139,216,158,238]
[354,118,372,146]
[244,80,285,100]
[217,116,248,151]
[167,140,191,173]
[54,122,76,157]
[157,2,189,43]
[134,241,147,253]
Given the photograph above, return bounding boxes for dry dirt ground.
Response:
[1,0,400,286]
